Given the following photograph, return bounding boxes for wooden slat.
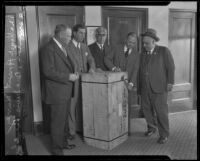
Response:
[81,72,127,83]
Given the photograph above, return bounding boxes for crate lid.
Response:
[81,71,128,83]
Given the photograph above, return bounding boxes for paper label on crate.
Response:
[118,103,122,116]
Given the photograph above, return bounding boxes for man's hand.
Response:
[96,68,104,73]
[69,73,79,82]
[113,67,121,72]
[89,68,95,74]
[127,83,133,90]
[167,84,173,91]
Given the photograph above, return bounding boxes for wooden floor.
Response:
[25,110,197,159]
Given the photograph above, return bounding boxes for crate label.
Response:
[118,103,122,116]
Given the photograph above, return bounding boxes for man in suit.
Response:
[40,24,79,155]
[138,28,175,144]
[104,32,140,135]
[88,26,112,71]
[67,24,96,138]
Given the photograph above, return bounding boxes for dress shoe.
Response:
[68,134,76,140]
[144,129,156,136]
[63,144,76,150]
[157,137,168,144]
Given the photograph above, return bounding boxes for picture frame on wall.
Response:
[86,26,99,45]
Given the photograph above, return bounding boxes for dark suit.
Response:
[89,42,111,71]
[138,45,175,138]
[104,45,140,133]
[67,40,95,134]
[40,38,74,153]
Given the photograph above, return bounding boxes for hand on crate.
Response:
[95,68,104,73]
[89,68,95,74]
[127,83,133,90]
[69,73,79,81]
[112,66,121,72]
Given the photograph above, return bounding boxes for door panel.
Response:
[37,6,84,134]
[168,10,196,113]
[102,7,147,118]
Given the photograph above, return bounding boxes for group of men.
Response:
[40,24,175,155]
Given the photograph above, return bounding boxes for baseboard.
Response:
[33,121,44,136]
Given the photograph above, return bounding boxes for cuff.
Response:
[129,82,134,87]
[112,66,116,71]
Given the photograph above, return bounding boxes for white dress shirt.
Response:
[96,42,104,50]
[124,45,132,55]
[72,39,81,48]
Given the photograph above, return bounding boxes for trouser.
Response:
[50,100,71,152]
[68,78,83,135]
[141,78,169,137]
[128,90,138,133]
[68,80,79,135]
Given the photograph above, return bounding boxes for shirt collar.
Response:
[72,39,81,48]
[150,47,155,54]
[124,45,132,54]
[147,46,156,54]
[96,42,104,49]
[53,37,63,50]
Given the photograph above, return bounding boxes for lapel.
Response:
[126,49,137,67]
[119,45,125,58]
[148,45,159,65]
[94,42,101,52]
[70,41,87,71]
[51,39,73,72]
[68,41,79,64]
[79,43,87,66]
[65,46,75,72]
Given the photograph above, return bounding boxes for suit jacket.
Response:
[40,39,75,104]
[138,45,175,94]
[68,41,96,73]
[88,42,112,71]
[104,45,140,86]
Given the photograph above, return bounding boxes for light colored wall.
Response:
[85,6,101,26]
[26,6,43,123]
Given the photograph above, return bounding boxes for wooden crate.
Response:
[81,72,128,150]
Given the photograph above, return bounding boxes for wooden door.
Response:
[4,6,33,133]
[37,6,84,133]
[168,9,196,113]
[102,7,147,52]
[102,7,148,118]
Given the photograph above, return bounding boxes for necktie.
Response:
[125,49,129,58]
[77,43,80,49]
[77,43,81,54]
[144,51,151,64]
[101,44,103,51]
